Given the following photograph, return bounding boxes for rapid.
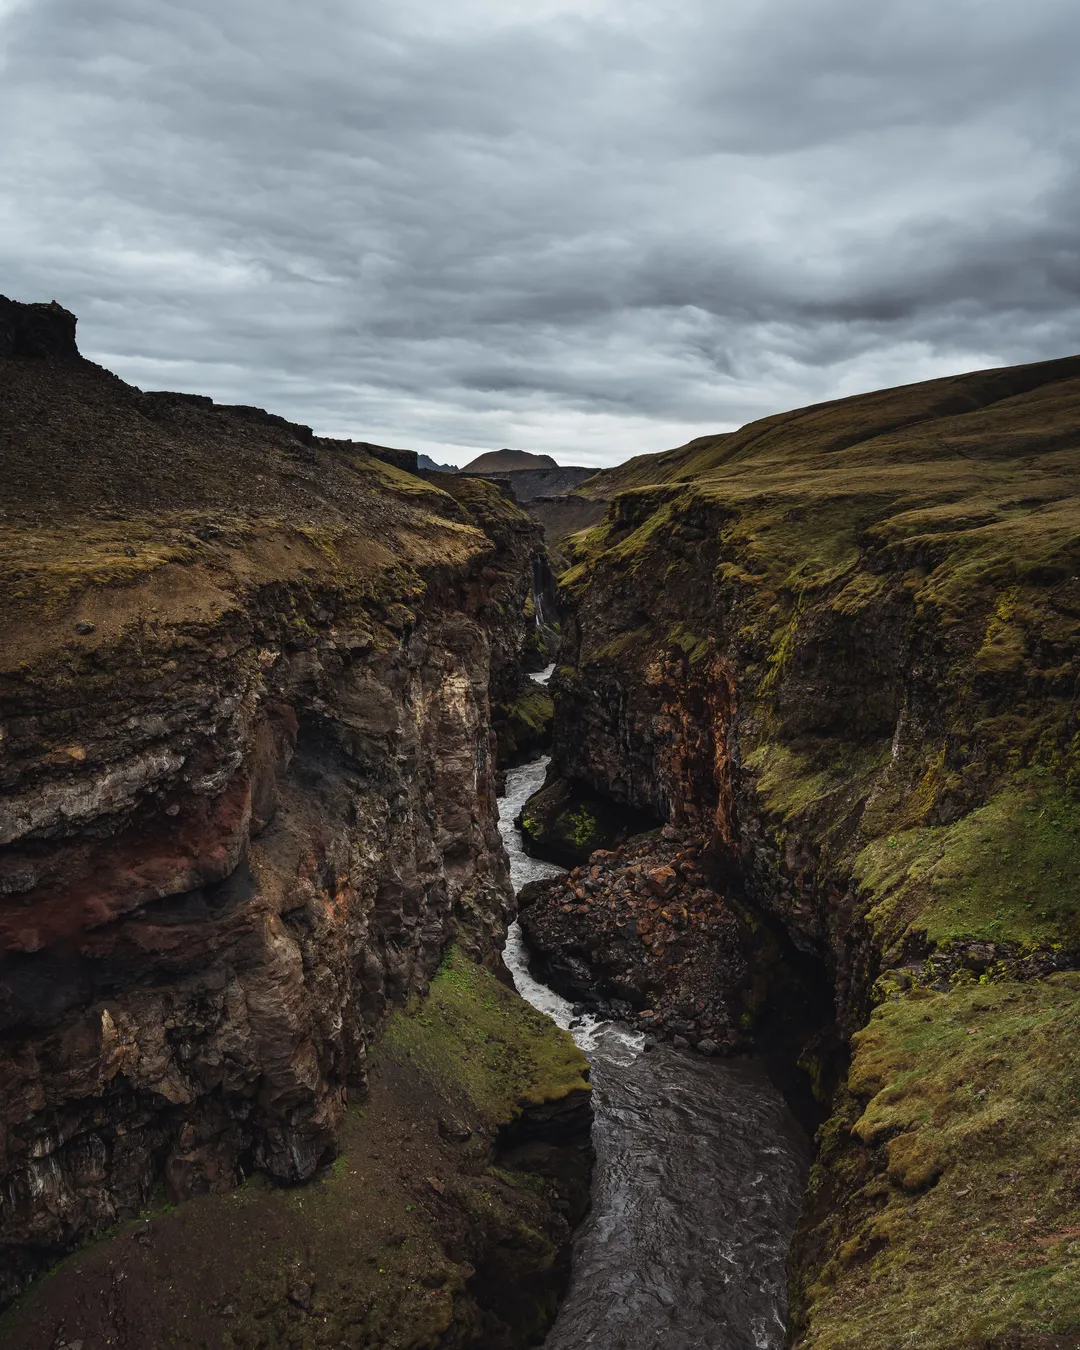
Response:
[497,747,810,1350]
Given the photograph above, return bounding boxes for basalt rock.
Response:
[517,776,658,867]
[518,834,748,1048]
[0,297,567,1314]
[0,951,594,1350]
[534,353,1080,1348]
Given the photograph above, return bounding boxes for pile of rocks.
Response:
[518,826,751,1054]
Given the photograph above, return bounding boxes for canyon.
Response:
[2,294,1080,1349]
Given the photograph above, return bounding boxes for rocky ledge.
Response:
[0,950,593,1348]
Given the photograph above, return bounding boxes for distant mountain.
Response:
[416,453,458,472]
[461,448,558,474]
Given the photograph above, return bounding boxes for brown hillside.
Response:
[461,447,558,473]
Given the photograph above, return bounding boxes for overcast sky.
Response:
[2,0,1079,466]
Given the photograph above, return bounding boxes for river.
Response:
[497,752,810,1350]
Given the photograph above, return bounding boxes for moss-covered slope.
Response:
[803,974,1080,1349]
[0,951,593,1350]
[541,352,1080,1348]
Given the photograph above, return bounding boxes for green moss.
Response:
[665,622,711,665]
[513,687,555,735]
[829,571,888,616]
[855,774,1080,949]
[377,948,589,1128]
[801,975,1080,1349]
[562,806,598,847]
[586,623,656,664]
[745,742,838,818]
[0,951,588,1350]
[746,740,892,826]
[519,777,654,867]
[606,499,677,568]
[760,597,805,693]
[544,355,1080,1350]
[495,685,554,764]
[364,454,457,501]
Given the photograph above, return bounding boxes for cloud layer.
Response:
[3,0,1078,465]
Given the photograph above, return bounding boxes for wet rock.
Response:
[696,1038,718,1056]
[518,878,555,909]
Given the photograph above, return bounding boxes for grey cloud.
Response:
[2,0,1078,465]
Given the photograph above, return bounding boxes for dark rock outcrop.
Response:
[529,353,1080,1348]
[486,466,598,502]
[525,494,608,571]
[0,951,593,1349]
[0,297,80,363]
[519,831,749,1044]
[518,775,657,866]
[0,296,583,1328]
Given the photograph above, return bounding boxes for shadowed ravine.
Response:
[497,752,811,1350]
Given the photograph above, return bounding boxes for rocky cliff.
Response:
[0,297,590,1339]
[526,355,1080,1348]
[475,468,597,503]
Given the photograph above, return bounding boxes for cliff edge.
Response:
[533,353,1080,1348]
[0,298,589,1343]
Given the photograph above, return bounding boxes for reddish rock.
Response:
[0,297,547,1305]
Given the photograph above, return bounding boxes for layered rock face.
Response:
[0,299,555,1307]
[1,950,593,1350]
[532,356,1080,1347]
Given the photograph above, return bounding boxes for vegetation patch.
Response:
[520,777,658,868]
[377,948,589,1128]
[855,774,1080,951]
[798,975,1080,1349]
[495,685,554,766]
[0,952,589,1350]
[546,354,1080,1349]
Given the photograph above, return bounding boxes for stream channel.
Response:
[496,670,810,1350]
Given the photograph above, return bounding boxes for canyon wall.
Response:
[534,356,1080,1348]
[0,299,587,1335]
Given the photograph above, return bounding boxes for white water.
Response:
[497,752,641,1065]
[495,675,809,1349]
